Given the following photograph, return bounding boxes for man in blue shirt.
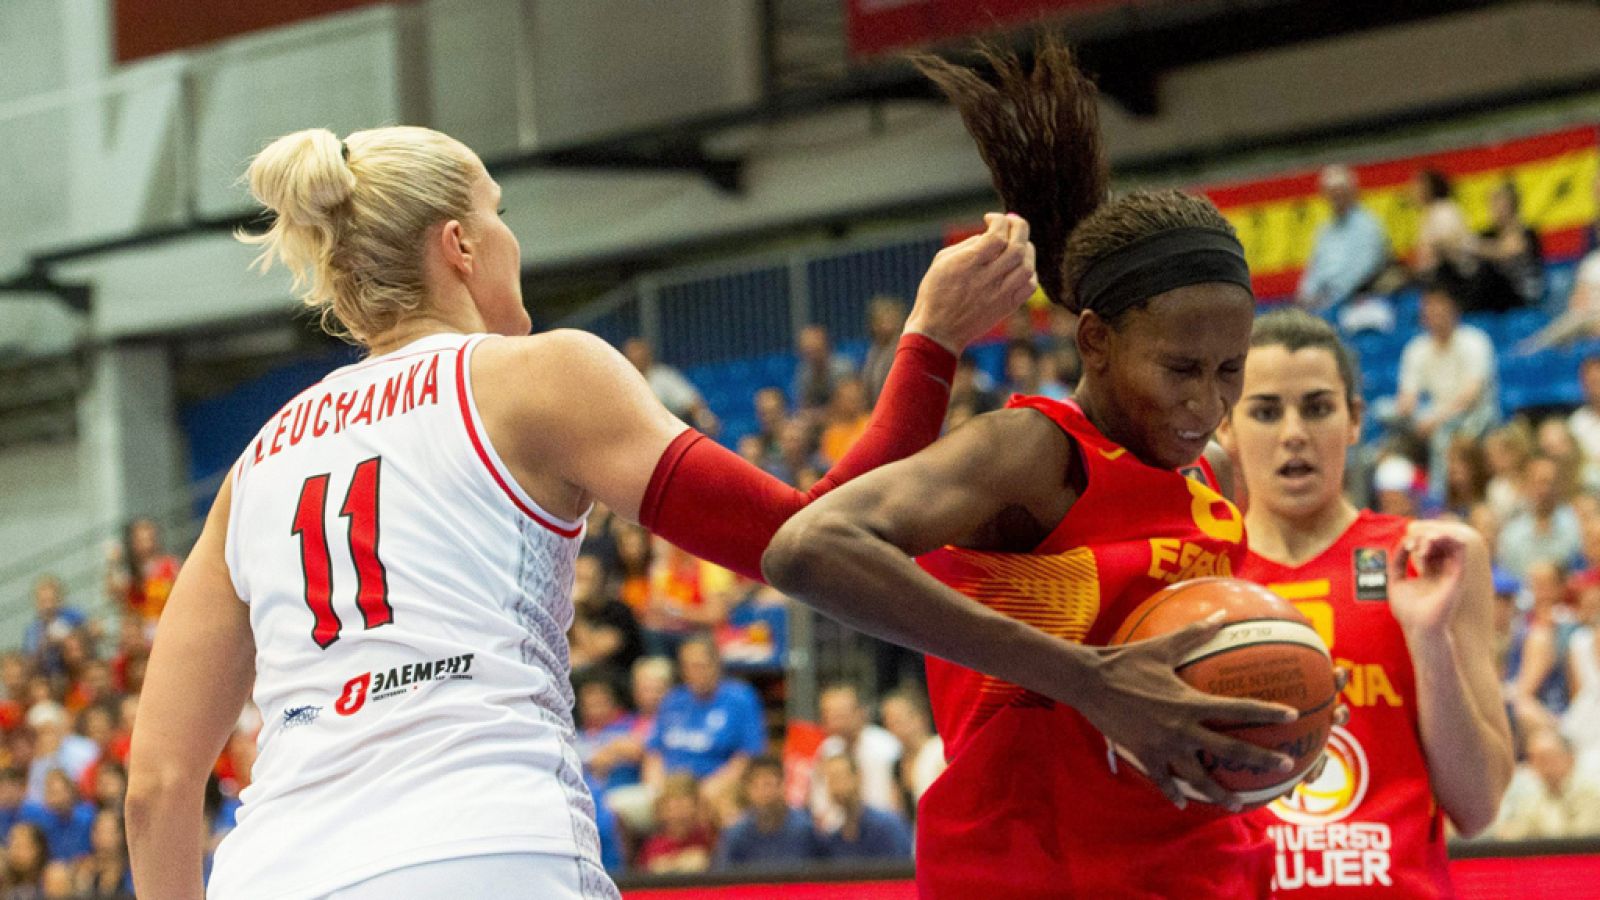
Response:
[1298,164,1391,313]
[816,754,912,860]
[644,637,766,818]
[715,755,821,869]
[20,769,95,860]
[21,575,87,659]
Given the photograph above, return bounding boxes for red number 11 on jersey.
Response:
[291,456,393,648]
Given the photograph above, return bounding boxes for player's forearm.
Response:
[1404,631,1513,836]
[126,773,208,900]
[764,511,1093,706]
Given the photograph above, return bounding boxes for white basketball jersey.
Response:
[214,333,613,899]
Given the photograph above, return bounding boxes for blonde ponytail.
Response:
[239,126,479,343]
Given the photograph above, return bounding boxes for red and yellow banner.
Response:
[1203,126,1600,299]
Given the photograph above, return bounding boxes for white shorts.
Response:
[324,852,618,900]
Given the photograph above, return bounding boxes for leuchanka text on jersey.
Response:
[248,354,442,468]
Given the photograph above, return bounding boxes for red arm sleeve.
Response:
[637,333,957,581]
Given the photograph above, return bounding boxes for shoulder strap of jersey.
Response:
[1004,394,1115,452]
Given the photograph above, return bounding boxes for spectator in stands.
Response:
[3,822,49,897]
[631,656,673,736]
[1493,729,1600,839]
[790,324,855,412]
[21,706,94,806]
[0,655,29,706]
[1508,559,1580,736]
[71,707,117,800]
[714,755,819,869]
[861,297,908,403]
[1411,169,1479,299]
[809,684,902,830]
[20,770,92,862]
[575,674,643,803]
[86,762,123,817]
[815,755,912,861]
[38,861,71,900]
[0,772,23,842]
[644,637,765,822]
[105,517,180,627]
[879,689,944,814]
[1520,177,1600,351]
[1298,164,1390,316]
[1474,180,1544,311]
[1497,456,1582,578]
[72,809,130,897]
[716,576,788,673]
[611,522,653,614]
[751,387,789,463]
[1002,340,1067,401]
[19,580,83,663]
[641,539,734,657]
[1484,421,1535,523]
[1443,434,1491,519]
[569,554,644,678]
[1569,357,1600,467]
[819,378,871,466]
[1394,283,1498,499]
[768,419,823,488]
[637,773,715,874]
[1563,580,1600,759]
[623,337,719,434]
[604,656,676,835]
[1371,452,1421,519]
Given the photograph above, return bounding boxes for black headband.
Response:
[1074,226,1253,319]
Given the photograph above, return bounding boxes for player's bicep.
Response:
[523,330,690,521]
[130,480,255,790]
[801,408,1067,558]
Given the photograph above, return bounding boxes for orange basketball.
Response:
[1110,577,1336,808]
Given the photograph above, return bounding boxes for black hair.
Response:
[1418,168,1453,202]
[1248,308,1361,407]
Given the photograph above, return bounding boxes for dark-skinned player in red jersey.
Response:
[765,36,1336,898]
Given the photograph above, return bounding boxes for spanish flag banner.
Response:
[1204,126,1600,300]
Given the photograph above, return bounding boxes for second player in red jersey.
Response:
[767,37,1308,898]
[1219,309,1513,897]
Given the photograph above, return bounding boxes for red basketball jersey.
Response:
[916,395,1272,899]
[1240,511,1452,898]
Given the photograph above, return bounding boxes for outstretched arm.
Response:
[762,408,1299,809]
[500,213,1037,580]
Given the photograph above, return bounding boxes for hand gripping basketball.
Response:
[1077,611,1301,812]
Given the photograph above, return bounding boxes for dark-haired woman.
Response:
[765,38,1307,898]
[1218,308,1512,897]
[1412,169,1480,305]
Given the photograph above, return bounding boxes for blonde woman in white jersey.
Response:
[122,125,1057,899]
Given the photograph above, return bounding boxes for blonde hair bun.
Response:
[247,128,356,229]
[238,126,478,344]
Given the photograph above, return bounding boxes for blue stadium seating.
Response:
[684,260,1589,449]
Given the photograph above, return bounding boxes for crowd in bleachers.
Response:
[4,165,1600,894]
[0,521,186,898]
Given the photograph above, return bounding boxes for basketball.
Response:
[1111,577,1336,808]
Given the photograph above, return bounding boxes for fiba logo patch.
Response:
[1270,726,1370,825]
